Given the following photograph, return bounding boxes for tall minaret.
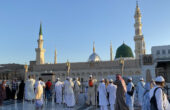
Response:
[54,48,57,64]
[110,42,113,61]
[134,2,146,59]
[35,23,45,65]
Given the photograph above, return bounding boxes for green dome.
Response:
[115,43,134,59]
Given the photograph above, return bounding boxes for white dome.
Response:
[88,53,101,62]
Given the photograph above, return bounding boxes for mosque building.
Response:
[27,3,155,83]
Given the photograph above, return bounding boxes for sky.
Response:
[0,0,170,64]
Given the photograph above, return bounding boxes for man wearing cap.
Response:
[126,77,135,110]
[136,77,145,107]
[63,77,75,107]
[74,77,81,104]
[55,78,63,104]
[86,75,97,106]
[107,79,117,110]
[149,76,170,110]
[98,79,108,110]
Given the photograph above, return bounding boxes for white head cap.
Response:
[155,76,165,82]
[89,75,92,78]
[57,78,60,81]
[101,78,105,81]
[110,79,113,82]
[140,77,144,81]
[128,77,132,81]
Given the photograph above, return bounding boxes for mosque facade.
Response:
[27,4,155,83]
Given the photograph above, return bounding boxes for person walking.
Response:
[98,79,108,110]
[45,80,52,100]
[114,74,129,110]
[17,80,25,100]
[11,79,18,100]
[74,77,81,104]
[55,78,63,104]
[142,82,152,110]
[136,77,145,107]
[63,77,75,107]
[149,76,170,110]
[0,80,6,106]
[86,75,97,106]
[107,79,117,110]
[126,77,135,110]
[25,76,35,101]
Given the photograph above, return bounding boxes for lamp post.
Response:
[24,64,28,81]
[119,57,125,77]
[66,60,70,77]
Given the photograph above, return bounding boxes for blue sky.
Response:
[0,0,170,64]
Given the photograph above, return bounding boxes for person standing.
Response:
[11,79,18,100]
[35,81,44,110]
[74,77,81,104]
[107,79,117,110]
[98,79,108,110]
[114,74,129,110]
[86,75,97,106]
[149,76,170,110]
[45,80,52,100]
[142,82,152,110]
[5,84,12,100]
[126,77,135,110]
[136,77,145,107]
[63,77,75,107]
[17,80,25,100]
[55,78,63,104]
[25,76,35,101]
[0,80,6,106]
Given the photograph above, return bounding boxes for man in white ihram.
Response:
[63,77,75,107]
[98,79,108,110]
[55,78,63,104]
[136,77,145,107]
[149,76,170,110]
[25,76,35,101]
[107,79,117,110]
[126,77,135,110]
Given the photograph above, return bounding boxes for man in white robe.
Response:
[126,77,135,110]
[74,77,81,104]
[63,77,75,107]
[34,78,45,100]
[107,79,117,110]
[149,76,170,110]
[55,78,63,104]
[98,79,108,110]
[25,76,35,101]
[136,77,145,107]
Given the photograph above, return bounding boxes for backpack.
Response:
[89,80,93,87]
[150,87,162,110]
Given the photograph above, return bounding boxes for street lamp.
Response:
[66,60,71,77]
[24,64,28,81]
[119,57,125,77]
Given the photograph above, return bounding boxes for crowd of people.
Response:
[0,74,170,110]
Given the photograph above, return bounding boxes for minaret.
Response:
[134,1,146,59]
[110,42,113,61]
[35,23,45,65]
[54,48,57,64]
[93,41,95,53]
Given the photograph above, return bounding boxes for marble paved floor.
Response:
[0,100,98,110]
[0,101,141,110]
